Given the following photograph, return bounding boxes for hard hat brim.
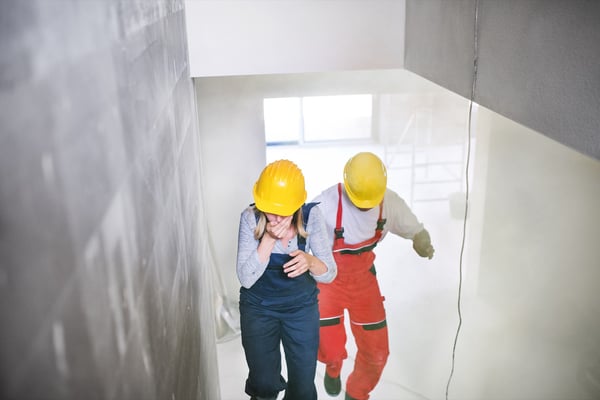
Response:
[253,183,306,216]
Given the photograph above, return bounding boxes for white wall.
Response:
[452,107,600,400]
[185,0,405,77]
[194,76,268,301]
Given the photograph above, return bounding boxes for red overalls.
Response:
[317,184,390,400]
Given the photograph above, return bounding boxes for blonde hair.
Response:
[253,206,308,241]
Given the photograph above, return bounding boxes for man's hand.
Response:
[413,229,434,259]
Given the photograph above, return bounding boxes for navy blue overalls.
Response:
[239,203,320,400]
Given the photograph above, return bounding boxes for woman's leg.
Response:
[280,302,319,400]
[240,301,287,398]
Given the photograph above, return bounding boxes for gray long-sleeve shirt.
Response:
[236,205,337,289]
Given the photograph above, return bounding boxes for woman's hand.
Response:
[283,250,314,278]
[265,215,293,239]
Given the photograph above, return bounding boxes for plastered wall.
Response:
[185,0,406,77]
[0,1,219,399]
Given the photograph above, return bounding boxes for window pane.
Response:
[303,94,372,142]
[264,97,301,144]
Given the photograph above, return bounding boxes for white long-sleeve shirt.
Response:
[236,205,337,289]
[312,184,424,247]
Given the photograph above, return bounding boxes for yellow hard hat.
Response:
[343,152,387,208]
[253,160,307,216]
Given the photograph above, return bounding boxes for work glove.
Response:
[413,229,434,259]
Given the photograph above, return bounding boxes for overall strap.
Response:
[376,201,386,232]
[332,188,386,255]
[334,183,345,240]
[370,202,386,243]
[298,202,318,250]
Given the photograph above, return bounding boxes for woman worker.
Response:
[236,159,337,400]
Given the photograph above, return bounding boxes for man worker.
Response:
[313,151,435,400]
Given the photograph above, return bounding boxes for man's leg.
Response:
[317,281,348,395]
[345,273,389,400]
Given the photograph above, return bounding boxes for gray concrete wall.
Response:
[0,1,219,399]
[405,0,600,160]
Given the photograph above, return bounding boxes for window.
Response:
[264,94,373,145]
[263,97,301,144]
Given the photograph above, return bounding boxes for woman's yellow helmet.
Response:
[343,152,387,209]
[253,160,307,216]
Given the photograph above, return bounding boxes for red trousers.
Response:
[317,252,389,400]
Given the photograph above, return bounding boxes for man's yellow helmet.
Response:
[253,159,307,216]
[343,152,387,209]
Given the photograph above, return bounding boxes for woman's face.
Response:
[263,212,293,238]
